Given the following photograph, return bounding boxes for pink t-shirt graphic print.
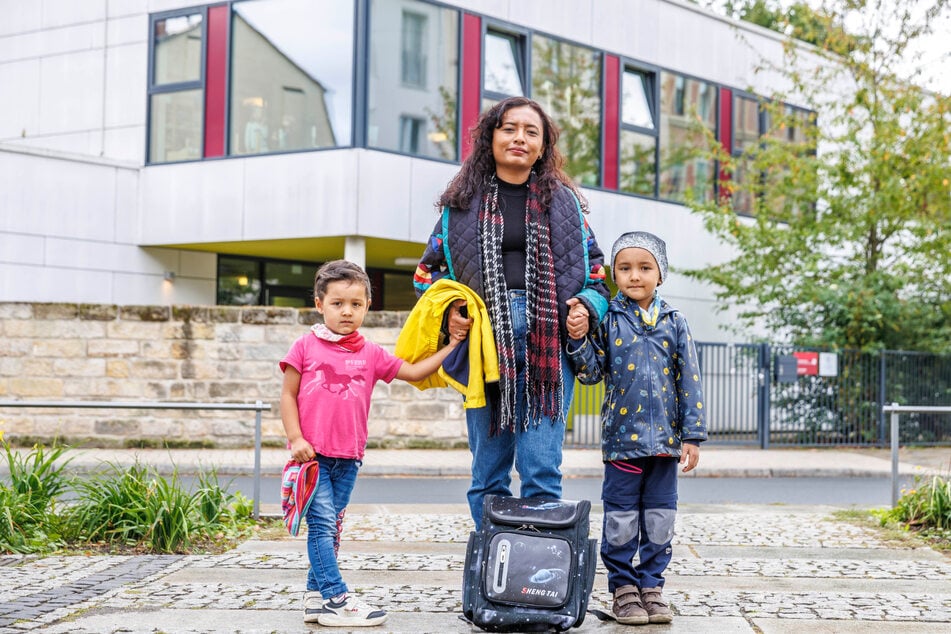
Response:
[281,334,402,460]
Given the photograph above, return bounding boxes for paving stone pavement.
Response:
[1,503,949,633]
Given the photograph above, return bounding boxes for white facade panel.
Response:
[147,0,200,14]
[0,60,41,140]
[241,151,361,239]
[407,157,458,240]
[113,270,216,306]
[103,125,146,163]
[40,0,107,29]
[139,160,247,243]
[500,0,594,45]
[0,261,114,303]
[113,162,141,236]
[0,22,105,62]
[0,233,44,266]
[0,0,42,37]
[43,238,156,273]
[110,1,149,19]
[5,130,103,156]
[39,50,106,137]
[104,42,148,129]
[0,151,132,242]
[107,13,148,46]
[355,151,413,240]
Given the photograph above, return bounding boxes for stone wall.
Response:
[0,303,467,448]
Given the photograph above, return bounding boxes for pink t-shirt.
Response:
[280,332,403,460]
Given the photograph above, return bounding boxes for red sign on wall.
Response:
[793,352,819,376]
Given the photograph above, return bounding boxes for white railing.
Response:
[0,399,271,518]
[884,403,951,507]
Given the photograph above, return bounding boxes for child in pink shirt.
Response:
[279,260,468,627]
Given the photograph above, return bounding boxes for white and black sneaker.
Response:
[316,594,387,627]
[303,591,323,623]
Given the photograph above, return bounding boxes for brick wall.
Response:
[0,303,467,448]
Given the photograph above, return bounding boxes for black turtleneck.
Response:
[497,177,528,290]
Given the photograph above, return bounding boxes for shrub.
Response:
[66,460,257,553]
[0,442,72,553]
[882,475,951,531]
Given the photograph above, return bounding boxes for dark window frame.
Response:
[481,21,530,104]
[618,60,660,199]
[146,6,208,165]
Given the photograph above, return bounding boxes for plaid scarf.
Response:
[480,174,564,434]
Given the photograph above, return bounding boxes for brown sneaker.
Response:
[639,586,673,623]
[612,585,649,625]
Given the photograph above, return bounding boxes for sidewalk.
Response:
[2,501,950,633]
[1,446,949,633]
[23,444,949,478]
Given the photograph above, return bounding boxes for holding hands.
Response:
[565,298,589,340]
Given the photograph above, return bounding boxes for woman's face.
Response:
[491,105,545,184]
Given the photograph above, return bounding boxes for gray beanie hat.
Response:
[610,231,668,284]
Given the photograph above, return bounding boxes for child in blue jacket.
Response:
[566,231,707,625]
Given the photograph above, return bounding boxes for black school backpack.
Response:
[462,495,598,632]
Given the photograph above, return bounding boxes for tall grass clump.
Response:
[0,442,72,553]
[876,475,951,549]
[67,461,251,553]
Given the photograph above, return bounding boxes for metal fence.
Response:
[0,399,270,519]
[565,343,951,449]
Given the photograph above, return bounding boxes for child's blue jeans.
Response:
[305,455,359,598]
[600,456,678,590]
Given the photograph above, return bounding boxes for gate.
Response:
[566,342,768,448]
[564,343,951,450]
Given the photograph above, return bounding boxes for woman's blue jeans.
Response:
[305,455,359,598]
[465,290,575,527]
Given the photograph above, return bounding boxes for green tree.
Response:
[688,0,951,353]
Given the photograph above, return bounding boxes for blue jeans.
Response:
[305,455,359,598]
[465,290,575,528]
[600,457,678,590]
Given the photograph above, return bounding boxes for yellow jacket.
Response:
[395,279,499,408]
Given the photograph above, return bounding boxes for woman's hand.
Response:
[446,300,472,341]
[565,298,589,340]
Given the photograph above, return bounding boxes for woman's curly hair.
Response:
[437,96,588,212]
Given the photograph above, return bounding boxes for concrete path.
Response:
[2,501,950,633]
[1,446,949,632]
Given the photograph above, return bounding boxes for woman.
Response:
[413,96,611,526]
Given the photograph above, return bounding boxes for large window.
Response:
[482,27,527,112]
[619,67,657,196]
[148,11,204,163]
[531,35,602,186]
[229,0,353,156]
[368,0,459,161]
[731,93,761,214]
[659,72,717,203]
[217,256,413,310]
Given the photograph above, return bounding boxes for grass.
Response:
[0,441,268,555]
[834,474,951,555]
[871,474,951,553]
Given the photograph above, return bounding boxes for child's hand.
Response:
[290,437,316,463]
[680,443,700,473]
[565,298,589,340]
